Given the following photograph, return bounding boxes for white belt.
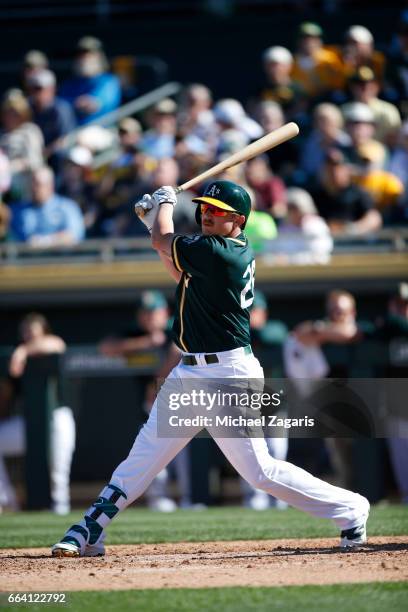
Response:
[181,345,252,366]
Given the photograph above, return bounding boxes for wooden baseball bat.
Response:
[134,122,299,218]
[175,121,299,193]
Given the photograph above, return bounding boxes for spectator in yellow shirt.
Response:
[291,22,344,98]
[354,141,405,223]
[330,26,386,93]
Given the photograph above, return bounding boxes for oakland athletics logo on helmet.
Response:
[192,180,251,229]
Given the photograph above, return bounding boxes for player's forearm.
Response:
[151,202,175,254]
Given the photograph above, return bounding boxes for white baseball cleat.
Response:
[51,533,106,558]
[340,501,370,549]
[340,522,367,548]
[51,541,81,558]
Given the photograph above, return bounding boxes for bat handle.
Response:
[174,186,183,194]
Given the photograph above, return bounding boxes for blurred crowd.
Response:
[1,17,408,257]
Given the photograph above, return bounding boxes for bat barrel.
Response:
[176,122,299,193]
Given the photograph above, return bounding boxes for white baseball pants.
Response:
[109,347,368,529]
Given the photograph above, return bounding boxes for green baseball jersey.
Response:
[171,232,255,353]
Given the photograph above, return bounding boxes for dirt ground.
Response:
[1,537,407,591]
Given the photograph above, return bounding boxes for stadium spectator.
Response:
[310,289,362,346]
[311,148,382,235]
[141,98,178,159]
[21,49,49,93]
[0,89,44,200]
[0,313,75,514]
[342,102,387,167]
[114,117,143,170]
[342,66,401,145]
[177,83,216,149]
[300,103,351,182]
[284,290,362,488]
[92,146,154,238]
[334,26,386,91]
[59,146,98,232]
[174,133,212,187]
[270,187,333,264]
[245,155,286,218]
[59,36,121,125]
[174,85,216,181]
[285,290,360,379]
[252,46,305,120]
[75,124,115,154]
[99,290,170,357]
[95,117,144,203]
[354,141,405,224]
[256,101,298,178]
[28,69,76,158]
[213,98,263,146]
[216,128,247,162]
[152,157,196,233]
[291,22,343,98]
[10,166,85,246]
[217,159,247,185]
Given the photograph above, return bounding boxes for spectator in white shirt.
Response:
[272,187,333,264]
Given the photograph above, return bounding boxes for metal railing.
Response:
[1,228,407,266]
[56,80,182,161]
[0,236,153,265]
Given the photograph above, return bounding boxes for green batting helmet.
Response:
[192,180,251,229]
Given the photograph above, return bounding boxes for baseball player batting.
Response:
[52,180,369,557]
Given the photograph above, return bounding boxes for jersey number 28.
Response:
[241,260,255,309]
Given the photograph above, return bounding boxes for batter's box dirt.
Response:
[1,537,407,591]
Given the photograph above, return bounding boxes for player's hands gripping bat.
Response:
[134,186,178,232]
[134,194,157,233]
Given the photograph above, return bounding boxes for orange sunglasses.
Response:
[200,203,232,217]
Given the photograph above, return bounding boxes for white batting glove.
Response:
[152,185,177,207]
[134,194,158,234]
